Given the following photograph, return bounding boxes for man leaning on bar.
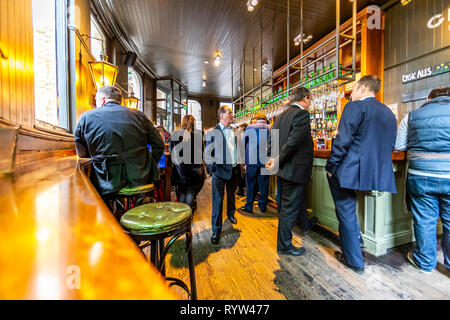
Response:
[326,75,398,274]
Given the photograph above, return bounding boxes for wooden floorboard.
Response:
[161,177,450,300]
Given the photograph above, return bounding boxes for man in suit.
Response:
[205,105,240,245]
[267,87,316,256]
[326,75,397,274]
[74,85,165,197]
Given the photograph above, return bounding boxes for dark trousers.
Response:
[211,166,240,233]
[176,181,204,209]
[327,174,364,269]
[244,165,269,212]
[277,178,310,251]
[237,166,246,194]
[276,176,282,214]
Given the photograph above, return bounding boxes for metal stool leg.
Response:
[186,228,197,300]
[150,240,158,266]
[159,239,166,277]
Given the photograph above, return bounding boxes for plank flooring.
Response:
[160,177,450,300]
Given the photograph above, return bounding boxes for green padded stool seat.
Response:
[107,184,155,220]
[120,202,192,235]
[120,201,197,300]
[117,183,154,196]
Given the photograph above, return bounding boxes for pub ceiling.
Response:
[94,0,389,98]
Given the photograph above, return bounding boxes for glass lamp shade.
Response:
[88,60,119,90]
[124,95,140,109]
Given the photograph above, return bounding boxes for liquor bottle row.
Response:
[312,130,336,140]
[311,114,338,130]
[304,62,343,89]
[234,86,289,119]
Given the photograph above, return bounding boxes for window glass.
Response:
[157,88,167,110]
[127,67,142,110]
[32,0,69,129]
[188,100,202,131]
[90,15,105,61]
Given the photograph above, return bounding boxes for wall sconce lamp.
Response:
[83,34,119,90]
[124,90,140,109]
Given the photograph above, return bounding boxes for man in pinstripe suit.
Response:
[326,75,397,274]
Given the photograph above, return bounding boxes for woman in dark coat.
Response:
[170,115,205,212]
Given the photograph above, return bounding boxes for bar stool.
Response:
[120,202,197,300]
[107,183,155,220]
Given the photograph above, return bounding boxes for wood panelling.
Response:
[0,0,35,128]
[384,0,450,122]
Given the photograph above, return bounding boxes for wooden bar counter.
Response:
[0,155,178,300]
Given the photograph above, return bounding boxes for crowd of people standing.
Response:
[74,80,449,275]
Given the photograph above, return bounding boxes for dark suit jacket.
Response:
[269,104,313,184]
[205,124,238,181]
[325,97,397,193]
[74,102,165,195]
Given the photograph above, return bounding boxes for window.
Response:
[188,100,202,130]
[32,0,69,130]
[90,15,105,61]
[157,88,167,110]
[127,67,143,110]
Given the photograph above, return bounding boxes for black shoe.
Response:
[301,216,318,235]
[238,206,252,214]
[259,207,267,213]
[335,251,364,274]
[278,246,306,256]
[228,216,238,224]
[211,232,220,245]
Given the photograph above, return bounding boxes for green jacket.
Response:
[75,102,165,195]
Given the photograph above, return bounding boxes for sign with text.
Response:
[402,62,450,84]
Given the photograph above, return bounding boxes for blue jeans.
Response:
[407,174,450,272]
[244,165,269,212]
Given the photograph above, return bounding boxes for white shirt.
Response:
[219,123,238,166]
[395,114,409,151]
[359,95,375,101]
[292,103,305,110]
[394,113,450,178]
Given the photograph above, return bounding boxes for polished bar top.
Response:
[313,149,406,161]
[0,156,178,299]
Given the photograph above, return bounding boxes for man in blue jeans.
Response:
[395,86,450,273]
